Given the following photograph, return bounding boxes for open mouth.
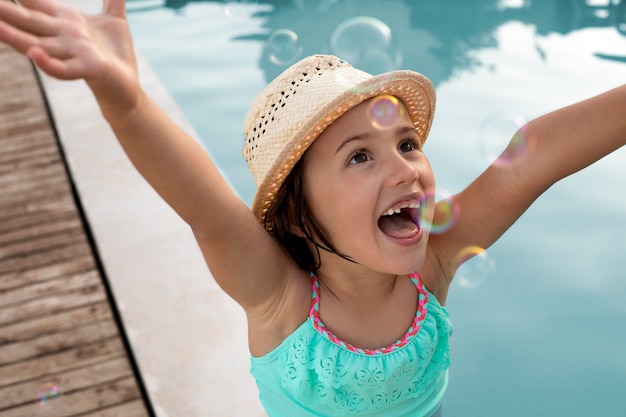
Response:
[377,202,421,239]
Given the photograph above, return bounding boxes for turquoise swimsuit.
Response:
[250,272,452,417]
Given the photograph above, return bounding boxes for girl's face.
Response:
[301,96,436,275]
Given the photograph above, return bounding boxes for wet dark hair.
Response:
[266,158,352,271]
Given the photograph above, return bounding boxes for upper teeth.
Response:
[384,202,420,216]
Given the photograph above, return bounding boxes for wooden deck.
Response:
[0,42,152,416]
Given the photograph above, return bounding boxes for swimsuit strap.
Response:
[308,271,429,355]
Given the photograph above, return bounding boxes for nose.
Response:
[384,152,419,187]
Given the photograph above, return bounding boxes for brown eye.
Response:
[348,150,371,165]
[399,138,419,153]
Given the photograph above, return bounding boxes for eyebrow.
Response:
[335,125,417,155]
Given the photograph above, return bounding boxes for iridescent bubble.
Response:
[367,95,404,130]
[329,16,401,74]
[37,383,60,406]
[268,29,303,66]
[419,188,460,234]
[221,0,260,19]
[478,111,531,167]
[454,246,495,289]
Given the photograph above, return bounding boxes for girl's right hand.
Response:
[0,0,141,118]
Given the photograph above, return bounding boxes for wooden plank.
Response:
[0,114,50,136]
[0,105,48,126]
[0,193,74,220]
[0,190,76,219]
[0,240,92,275]
[0,161,67,190]
[0,213,78,245]
[0,358,139,411]
[0,217,77,240]
[0,280,108,329]
[0,141,61,161]
[0,280,106,327]
[0,337,124,387]
[0,146,62,175]
[0,267,100,307]
[0,131,56,154]
[0,82,46,100]
[0,146,62,165]
[0,216,84,254]
[0,87,43,106]
[1,377,142,417]
[0,174,68,202]
[0,319,120,366]
[0,255,95,291]
[79,400,150,417]
[0,226,87,263]
[0,216,83,248]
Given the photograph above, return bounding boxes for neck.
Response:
[315,265,401,302]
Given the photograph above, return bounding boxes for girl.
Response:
[1,0,624,416]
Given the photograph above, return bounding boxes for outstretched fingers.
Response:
[15,0,60,16]
[0,18,41,55]
[0,15,68,60]
[1,0,93,77]
[27,45,86,79]
[2,0,138,92]
[0,0,61,37]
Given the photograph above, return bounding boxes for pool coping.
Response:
[39,2,265,416]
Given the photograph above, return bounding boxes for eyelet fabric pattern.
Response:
[250,272,452,417]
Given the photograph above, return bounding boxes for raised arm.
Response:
[431,84,626,285]
[0,0,295,310]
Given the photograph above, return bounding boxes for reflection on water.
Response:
[128,0,626,80]
[126,1,626,416]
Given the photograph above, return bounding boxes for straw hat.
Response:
[243,54,436,230]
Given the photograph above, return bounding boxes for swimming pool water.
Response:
[126,1,626,416]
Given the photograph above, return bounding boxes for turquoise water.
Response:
[126,1,626,416]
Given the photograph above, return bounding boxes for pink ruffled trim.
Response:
[309,272,428,356]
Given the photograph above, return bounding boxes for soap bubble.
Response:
[268,29,303,66]
[367,95,404,130]
[329,16,401,74]
[221,0,260,19]
[454,246,495,289]
[37,383,61,406]
[419,188,460,234]
[478,111,531,167]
